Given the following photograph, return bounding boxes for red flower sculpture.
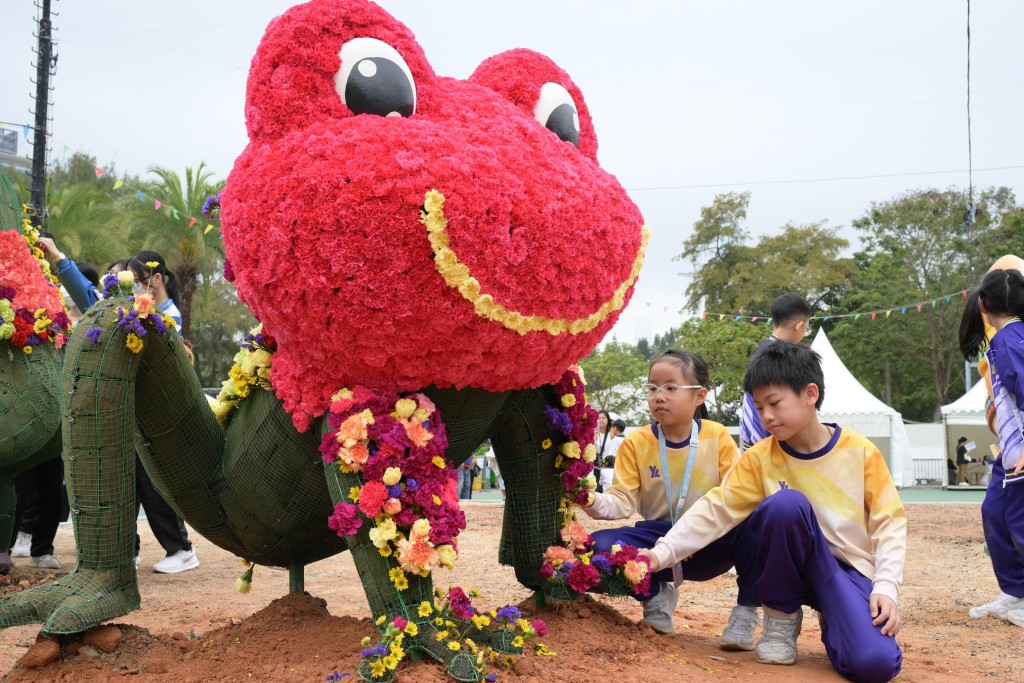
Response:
[221,0,647,430]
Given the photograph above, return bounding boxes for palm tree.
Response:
[44,183,137,269]
[127,164,225,339]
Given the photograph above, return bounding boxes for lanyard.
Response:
[658,419,699,524]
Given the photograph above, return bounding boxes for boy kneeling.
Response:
[639,341,904,683]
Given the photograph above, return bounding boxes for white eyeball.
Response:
[335,37,416,118]
[532,82,579,147]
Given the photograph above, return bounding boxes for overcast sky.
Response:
[2,0,1022,344]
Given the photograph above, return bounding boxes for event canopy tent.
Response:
[810,330,914,487]
[941,380,997,478]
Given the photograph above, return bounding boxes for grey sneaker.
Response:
[720,604,760,651]
[968,591,1024,619]
[640,581,678,634]
[11,532,31,558]
[152,549,199,574]
[1007,608,1024,628]
[756,607,802,665]
[27,554,61,570]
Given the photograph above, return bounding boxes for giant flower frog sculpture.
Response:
[0,0,649,680]
[0,200,72,575]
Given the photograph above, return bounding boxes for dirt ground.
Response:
[0,502,1014,682]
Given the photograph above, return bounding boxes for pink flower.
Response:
[327,501,362,537]
[567,561,600,593]
[539,562,556,579]
[543,546,576,565]
[447,587,475,619]
[559,521,592,551]
[383,498,402,515]
[531,619,548,637]
[391,616,408,631]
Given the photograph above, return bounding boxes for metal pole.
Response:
[29,0,54,228]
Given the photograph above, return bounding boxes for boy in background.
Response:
[740,293,811,451]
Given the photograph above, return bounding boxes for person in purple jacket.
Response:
[739,293,811,451]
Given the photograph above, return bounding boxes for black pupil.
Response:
[545,103,579,147]
[345,57,414,117]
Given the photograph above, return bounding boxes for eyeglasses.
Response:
[645,383,703,397]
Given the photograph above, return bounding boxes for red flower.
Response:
[447,587,475,619]
[566,561,600,593]
[358,481,388,518]
[531,619,548,637]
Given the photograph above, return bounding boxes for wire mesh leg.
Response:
[0,300,141,633]
[0,343,62,468]
[491,388,565,591]
[0,475,15,574]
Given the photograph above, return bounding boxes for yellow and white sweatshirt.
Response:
[585,419,739,522]
[650,426,907,602]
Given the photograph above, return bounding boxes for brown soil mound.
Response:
[0,503,1018,682]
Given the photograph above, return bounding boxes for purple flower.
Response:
[149,313,167,336]
[85,327,103,345]
[496,606,521,622]
[591,554,612,575]
[485,676,497,682]
[543,405,572,434]
[405,478,418,490]
[386,484,402,499]
[202,193,221,219]
[0,286,15,300]
[372,644,387,657]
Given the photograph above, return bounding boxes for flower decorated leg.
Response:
[322,463,478,682]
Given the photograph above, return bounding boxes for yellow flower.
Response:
[435,630,449,641]
[23,346,32,355]
[447,641,461,651]
[471,614,491,629]
[393,398,417,419]
[503,655,515,668]
[434,617,445,627]
[145,260,160,268]
[554,455,563,468]
[125,332,144,354]
[369,660,386,678]
[431,456,446,469]
[403,622,418,637]
[378,545,393,557]
[234,576,252,594]
[117,270,134,286]
[381,655,398,670]
[560,393,577,408]
[375,615,387,626]
[349,486,361,502]
[331,387,353,401]
[512,635,524,648]
[361,636,371,646]
[382,467,402,486]
[541,438,552,450]
[611,544,622,554]
[436,544,456,570]
[559,441,581,459]
[418,602,434,617]
[392,573,409,591]
[582,443,597,463]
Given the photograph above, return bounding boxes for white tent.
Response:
[810,330,914,487]
[941,379,988,425]
[940,380,996,484]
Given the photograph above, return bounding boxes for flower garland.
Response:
[359,587,546,681]
[540,367,651,598]
[86,272,177,354]
[320,387,465,583]
[213,324,276,427]
[0,221,71,354]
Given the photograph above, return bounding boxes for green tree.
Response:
[678,193,855,315]
[128,164,225,338]
[830,187,1018,420]
[189,276,258,388]
[669,317,766,423]
[580,340,650,424]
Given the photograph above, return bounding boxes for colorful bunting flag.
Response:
[22,125,30,141]
[204,225,214,235]
[137,190,144,202]
[154,200,161,210]
[188,217,197,228]
[871,312,877,320]
[113,179,124,190]
[916,303,922,312]
[95,167,104,178]
[900,306,906,314]
[172,208,179,220]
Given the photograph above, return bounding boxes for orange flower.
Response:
[403,419,434,447]
[396,533,438,574]
[623,560,648,584]
[133,292,156,317]
[542,545,576,566]
[559,520,591,551]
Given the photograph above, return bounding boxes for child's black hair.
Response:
[771,293,811,326]
[78,262,100,288]
[652,349,710,420]
[742,340,825,409]
[612,418,626,432]
[959,269,1024,360]
[128,250,181,304]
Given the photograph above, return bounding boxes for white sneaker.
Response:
[152,549,199,574]
[11,532,31,558]
[640,581,678,634]
[1007,608,1024,627]
[134,555,141,570]
[756,607,802,665]
[720,604,760,651]
[27,554,61,570]
[968,591,1024,619]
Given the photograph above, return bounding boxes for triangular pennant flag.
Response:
[871,312,877,321]
[188,217,197,228]
[946,295,951,303]
[718,314,725,321]
[204,224,214,235]
[113,179,123,190]
[900,306,906,314]
[916,303,922,312]
[95,167,104,178]
[154,200,162,210]
[172,208,179,219]
[854,313,861,320]
[823,316,830,321]
[137,190,144,202]
[62,144,69,154]
[962,290,968,298]
[931,300,936,307]
[734,315,741,321]
[886,310,892,318]
[22,125,30,141]
[751,317,759,323]
[701,311,708,319]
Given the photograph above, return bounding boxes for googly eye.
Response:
[335,37,416,118]
[532,82,580,147]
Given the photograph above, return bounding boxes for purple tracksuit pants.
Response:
[593,489,902,683]
[982,458,1024,597]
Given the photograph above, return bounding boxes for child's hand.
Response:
[637,548,660,572]
[870,595,900,636]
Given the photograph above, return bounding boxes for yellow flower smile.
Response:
[420,189,650,336]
